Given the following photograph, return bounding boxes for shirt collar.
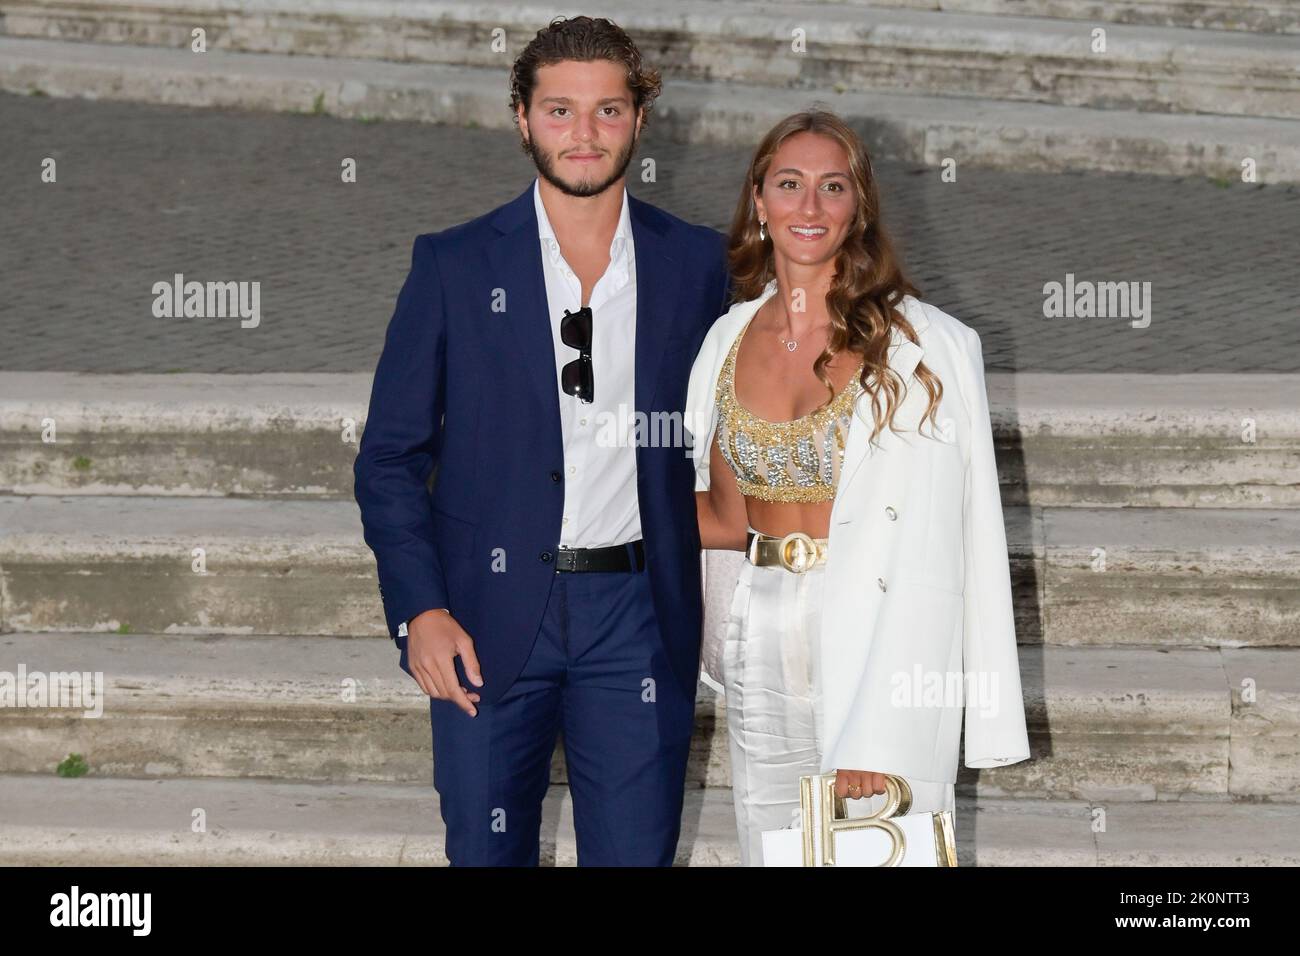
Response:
[533,177,633,272]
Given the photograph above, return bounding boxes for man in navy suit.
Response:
[353,16,730,865]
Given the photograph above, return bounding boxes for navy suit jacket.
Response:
[354,181,732,705]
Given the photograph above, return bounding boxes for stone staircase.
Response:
[1,0,1297,180]
[783,0,1297,33]
[1,370,1298,864]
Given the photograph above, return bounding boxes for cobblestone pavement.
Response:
[2,91,1297,374]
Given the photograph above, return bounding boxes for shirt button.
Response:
[885,506,897,520]
[877,577,887,592]
[550,470,562,482]
[540,551,553,563]
[562,517,569,526]
[568,465,577,475]
[579,418,588,426]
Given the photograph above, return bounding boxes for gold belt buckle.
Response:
[778,531,819,573]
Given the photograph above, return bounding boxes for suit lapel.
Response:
[486,184,564,415]
[628,195,680,414]
[487,186,681,423]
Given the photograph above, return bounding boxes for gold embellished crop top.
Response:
[715,319,865,504]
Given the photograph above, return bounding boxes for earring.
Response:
[759,219,766,241]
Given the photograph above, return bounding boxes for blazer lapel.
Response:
[628,196,681,413]
[686,285,775,484]
[486,186,681,421]
[835,298,930,502]
[486,184,566,417]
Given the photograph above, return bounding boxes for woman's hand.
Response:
[835,769,890,800]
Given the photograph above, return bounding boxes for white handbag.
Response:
[761,773,958,867]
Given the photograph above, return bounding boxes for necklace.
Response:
[774,299,819,353]
[773,298,800,352]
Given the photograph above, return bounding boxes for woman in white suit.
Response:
[686,109,1031,866]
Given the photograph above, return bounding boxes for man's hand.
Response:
[407,609,483,716]
[835,770,890,800]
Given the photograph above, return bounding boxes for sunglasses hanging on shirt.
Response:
[561,305,594,404]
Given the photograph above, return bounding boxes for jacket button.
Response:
[877,577,887,592]
[540,551,553,563]
[550,471,562,482]
[885,506,897,520]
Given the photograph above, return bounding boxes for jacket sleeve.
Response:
[958,327,1032,768]
[353,234,451,643]
[684,348,720,492]
[682,228,729,495]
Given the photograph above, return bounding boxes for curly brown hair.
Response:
[508,15,663,143]
[727,109,943,447]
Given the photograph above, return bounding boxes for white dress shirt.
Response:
[533,177,642,549]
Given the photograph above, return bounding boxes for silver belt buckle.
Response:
[555,545,577,572]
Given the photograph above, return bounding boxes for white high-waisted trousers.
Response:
[721,535,956,867]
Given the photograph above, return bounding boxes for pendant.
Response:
[784,340,798,352]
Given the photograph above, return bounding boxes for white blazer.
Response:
[685,279,1031,783]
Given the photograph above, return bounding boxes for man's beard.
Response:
[524,131,638,198]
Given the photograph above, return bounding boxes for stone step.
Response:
[0,373,364,498]
[780,1,1298,35]
[3,372,1298,507]
[2,37,1298,182]
[2,632,1297,799]
[2,495,1298,646]
[0,774,737,866]
[986,373,1300,509]
[3,1,1297,120]
[0,772,1296,865]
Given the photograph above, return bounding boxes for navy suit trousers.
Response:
[418,562,696,866]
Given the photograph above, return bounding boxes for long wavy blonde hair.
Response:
[727,109,943,445]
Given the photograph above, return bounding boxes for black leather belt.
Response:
[555,540,645,572]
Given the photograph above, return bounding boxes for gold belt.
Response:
[747,530,828,573]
